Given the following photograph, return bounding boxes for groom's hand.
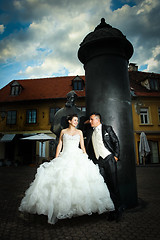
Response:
[114,156,118,162]
[84,119,90,124]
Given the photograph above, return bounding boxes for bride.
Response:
[19,114,114,224]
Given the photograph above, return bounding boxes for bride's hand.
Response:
[83,152,88,156]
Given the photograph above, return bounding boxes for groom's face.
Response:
[90,115,100,128]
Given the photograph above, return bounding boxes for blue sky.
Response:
[0,0,160,89]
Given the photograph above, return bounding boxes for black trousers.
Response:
[96,154,121,211]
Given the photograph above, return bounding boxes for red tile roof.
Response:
[0,71,160,103]
[129,71,160,97]
[0,76,85,103]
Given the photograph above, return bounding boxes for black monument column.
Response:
[78,18,137,208]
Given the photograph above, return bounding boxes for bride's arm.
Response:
[55,130,63,158]
[79,131,86,154]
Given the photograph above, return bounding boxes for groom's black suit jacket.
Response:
[85,124,120,163]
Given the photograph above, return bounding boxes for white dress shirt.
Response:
[92,124,111,160]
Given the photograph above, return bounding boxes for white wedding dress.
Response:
[19,133,114,224]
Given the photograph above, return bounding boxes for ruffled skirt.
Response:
[19,150,114,224]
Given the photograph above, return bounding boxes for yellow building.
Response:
[130,69,160,165]
[0,69,160,166]
[0,76,85,165]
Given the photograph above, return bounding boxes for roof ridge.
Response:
[12,75,85,82]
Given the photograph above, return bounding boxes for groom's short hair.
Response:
[90,112,102,122]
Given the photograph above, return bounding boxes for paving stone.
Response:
[0,166,160,240]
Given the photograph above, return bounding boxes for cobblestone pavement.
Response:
[0,165,160,240]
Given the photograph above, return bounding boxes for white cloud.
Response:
[110,0,160,73]
[0,0,113,79]
[143,45,160,72]
[136,0,158,15]
[0,0,160,89]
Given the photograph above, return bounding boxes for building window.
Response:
[49,107,60,123]
[149,141,159,164]
[138,140,159,164]
[26,109,37,124]
[140,108,149,124]
[10,81,22,96]
[77,106,86,112]
[149,78,159,91]
[158,108,160,122]
[11,86,20,95]
[7,111,17,124]
[73,81,83,90]
[72,76,84,91]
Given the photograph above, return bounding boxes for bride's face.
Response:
[69,117,78,127]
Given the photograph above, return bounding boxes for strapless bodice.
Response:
[62,134,80,153]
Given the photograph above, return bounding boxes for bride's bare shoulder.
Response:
[60,128,68,135]
[77,129,83,135]
[62,129,66,132]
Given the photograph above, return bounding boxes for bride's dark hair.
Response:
[67,114,78,122]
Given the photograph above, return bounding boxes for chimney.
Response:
[129,63,138,71]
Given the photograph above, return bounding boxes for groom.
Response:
[84,112,122,222]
